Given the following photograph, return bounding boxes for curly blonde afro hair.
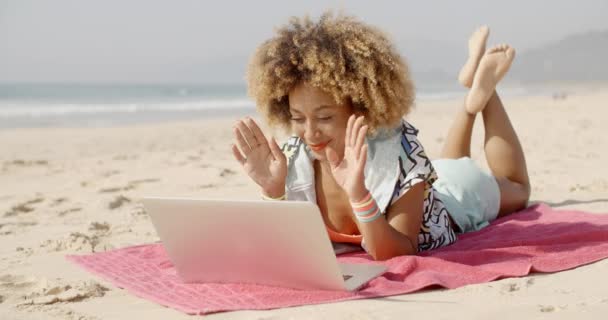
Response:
[246,12,415,136]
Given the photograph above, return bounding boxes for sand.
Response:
[1,86,607,319]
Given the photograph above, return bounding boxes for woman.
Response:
[232,13,530,260]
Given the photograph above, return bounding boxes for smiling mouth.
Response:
[309,141,331,151]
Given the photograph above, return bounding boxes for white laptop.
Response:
[142,197,387,291]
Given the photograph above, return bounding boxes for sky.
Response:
[1,0,607,84]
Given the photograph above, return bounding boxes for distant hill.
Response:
[191,37,466,88]
[186,30,608,87]
[510,30,608,83]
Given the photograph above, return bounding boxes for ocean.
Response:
[0,83,256,129]
[0,83,531,129]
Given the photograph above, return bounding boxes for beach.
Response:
[1,87,607,319]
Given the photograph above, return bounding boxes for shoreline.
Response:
[0,107,258,131]
[3,82,602,131]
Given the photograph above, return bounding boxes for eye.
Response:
[318,116,333,121]
[290,118,305,123]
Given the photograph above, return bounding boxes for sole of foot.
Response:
[465,44,516,114]
[458,25,490,88]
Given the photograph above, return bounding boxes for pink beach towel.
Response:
[67,203,608,315]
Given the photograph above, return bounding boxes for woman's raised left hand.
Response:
[324,115,369,202]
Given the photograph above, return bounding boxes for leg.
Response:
[458,26,489,88]
[466,44,530,216]
[481,91,531,216]
[441,26,489,159]
[447,29,531,217]
[440,103,476,159]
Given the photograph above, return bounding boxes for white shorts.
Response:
[432,157,501,233]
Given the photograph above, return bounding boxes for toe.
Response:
[506,47,516,59]
[487,45,500,54]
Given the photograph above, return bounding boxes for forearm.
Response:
[349,187,417,260]
[357,216,416,260]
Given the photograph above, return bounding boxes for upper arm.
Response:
[385,181,425,251]
[383,121,435,251]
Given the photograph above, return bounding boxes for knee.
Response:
[520,181,531,209]
[497,177,531,214]
[514,181,531,211]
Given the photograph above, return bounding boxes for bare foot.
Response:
[465,44,515,114]
[458,26,489,88]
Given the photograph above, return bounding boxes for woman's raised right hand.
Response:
[231,117,287,198]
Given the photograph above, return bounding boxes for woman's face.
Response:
[288,82,354,161]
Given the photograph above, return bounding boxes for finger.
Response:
[357,144,368,173]
[231,144,246,165]
[345,114,356,147]
[354,125,368,160]
[350,116,365,146]
[268,136,285,163]
[246,117,267,149]
[236,120,257,148]
[234,126,252,156]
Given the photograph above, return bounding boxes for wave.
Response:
[0,98,255,118]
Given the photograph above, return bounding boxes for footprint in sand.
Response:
[100,178,161,194]
[0,274,40,296]
[500,277,535,294]
[458,25,489,88]
[526,278,535,286]
[0,221,38,236]
[108,195,131,210]
[50,198,68,207]
[502,282,520,292]
[129,178,160,185]
[538,305,556,313]
[4,197,45,217]
[15,247,34,256]
[88,221,111,234]
[40,231,110,253]
[130,203,148,219]
[112,154,139,161]
[58,207,82,216]
[220,168,237,177]
[5,159,49,167]
[0,274,46,306]
[100,170,121,178]
[569,184,590,192]
[98,185,134,193]
[19,279,108,306]
[465,44,516,114]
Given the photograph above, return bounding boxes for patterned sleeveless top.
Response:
[282,120,457,252]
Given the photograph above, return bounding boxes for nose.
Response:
[304,120,321,141]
